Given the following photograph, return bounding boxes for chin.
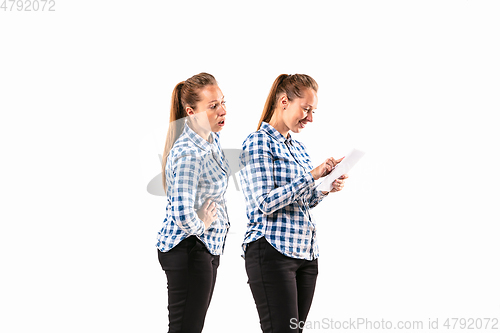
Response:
[211,126,223,133]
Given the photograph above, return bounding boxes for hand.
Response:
[323,174,349,194]
[310,156,344,180]
[196,199,217,230]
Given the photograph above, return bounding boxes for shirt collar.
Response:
[260,122,293,145]
[184,122,214,152]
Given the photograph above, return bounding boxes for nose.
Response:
[219,104,226,116]
[306,111,313,123]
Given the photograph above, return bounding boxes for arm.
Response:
[240,134,315,215]
[297,141,329,209]
[169,153,205,236]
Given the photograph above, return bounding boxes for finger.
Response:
[334,156,345,165]
[323,158,332,168]
[331,180,343,191]
[205,200,215,212]
[202,199,211,210]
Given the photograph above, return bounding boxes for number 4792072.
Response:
[1,0,56,11]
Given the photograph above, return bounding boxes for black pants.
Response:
[158,236,220,333]
[245,237,318,333]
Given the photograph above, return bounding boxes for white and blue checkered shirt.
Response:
[239,122,328,260]
[156,122,230,255]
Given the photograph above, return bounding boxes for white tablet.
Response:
[317,148,365,192]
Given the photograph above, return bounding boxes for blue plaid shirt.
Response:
[156,122,230,255]
[239,122,328,260]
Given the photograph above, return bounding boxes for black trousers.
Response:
[158,236,220,333]
[245,237,318,333]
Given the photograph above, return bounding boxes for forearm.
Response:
[169,153,205,235]
[172,207,205,235]
[254,171,315,215]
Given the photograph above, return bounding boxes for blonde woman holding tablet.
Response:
[239,74,348,333]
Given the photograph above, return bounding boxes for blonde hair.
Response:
[257,74,318,130]
[161,72,217,193]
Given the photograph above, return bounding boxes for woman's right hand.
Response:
[310,156,344,180]
[197,199,218,231]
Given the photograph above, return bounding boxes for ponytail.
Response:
[257,74,289,131]
[257,74,319,131]
[162,82,185,193]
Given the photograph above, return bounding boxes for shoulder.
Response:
[168,136,207,169]
[242,129,273,151]
[240,130,275,167]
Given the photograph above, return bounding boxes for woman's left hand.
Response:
[322,174,349,194]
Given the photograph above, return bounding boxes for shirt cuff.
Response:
[317,189,329,199]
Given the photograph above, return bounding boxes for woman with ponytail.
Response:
[239,74,348,332]
[156,72,230,333]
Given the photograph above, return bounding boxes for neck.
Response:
[268,110,290,138]
[189,120,211,142]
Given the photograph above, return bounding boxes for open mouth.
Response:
[299,120,306,128]
[218,119,225,126]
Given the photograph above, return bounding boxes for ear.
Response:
[185,106,195,116]
[278,94,289,109]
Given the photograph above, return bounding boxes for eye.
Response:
[221,100,226,106]
[209,104,217,109]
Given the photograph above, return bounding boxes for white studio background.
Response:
[1,1,499,332]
